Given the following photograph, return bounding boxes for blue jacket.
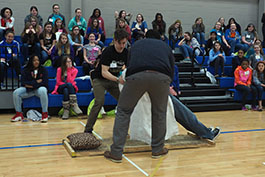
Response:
[0,40,20,61]
[208,49,226,65]
[225,29,241,43]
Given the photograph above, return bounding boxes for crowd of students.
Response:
[0,4,265,122]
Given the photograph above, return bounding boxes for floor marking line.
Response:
[221,128,265,134]
[79,121,149,176]
[0,143,63,150]
[150,156,165,177]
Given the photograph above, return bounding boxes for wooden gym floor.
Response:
[0,110,265,177]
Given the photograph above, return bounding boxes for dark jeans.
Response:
[253,85,265,101]
[73,46,84,66]
[0,57,21,83]
[21,43,41,65]
[82,62,95,76]
[58,83,76,101]
[210,56,224,76]
[235,84,257,106]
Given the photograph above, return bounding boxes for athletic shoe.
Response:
[104,151,122,163]
[41,112,49,123]
[11,112,24,122]
[211,127,221,141]
[151,148,168,159]
[242,106,248,111]
[252,106,258,111]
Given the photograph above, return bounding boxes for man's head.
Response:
[114,29,129,53]
[145,29,160,40]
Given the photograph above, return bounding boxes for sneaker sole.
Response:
[187,132,215,145]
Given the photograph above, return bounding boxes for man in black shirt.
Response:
[84,29,129,133]
[104,30,174,162]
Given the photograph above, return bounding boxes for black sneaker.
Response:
[152,148,168,159]
[211,127,221,141]
[104,151,122,163]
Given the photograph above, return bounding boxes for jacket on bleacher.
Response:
[234,66,252,87]
[21,66,48,92]
[0,39,20,60]
[51,67,78,94]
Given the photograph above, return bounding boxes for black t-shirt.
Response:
[39,32,56,49]
[91,45,128,80]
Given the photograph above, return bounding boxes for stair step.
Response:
[180,83,219,90]
[179,95,233,104]
[180,77,210,83]
[186,102,242,112]
[180,89,226,97]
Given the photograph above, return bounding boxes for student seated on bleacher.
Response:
[225,23,242,56]
[47,4,66,26]
[0,7,14,42]
[21,23,41,65]
[117,19,131,43]
[83,33,102,75]
[85,19,104,48]
[29,16,43,37]
[68,25,84,65]
[39,22,56,65]
[53,18,68,41]
[205,31,217,56]
[192,17,205,47]
[68,8,87,36]
[226,18,241,35]
[208,41,226,77]
[232,49,246,75]
[152,13,168,43]
[168,19,183,50]
[114,10,133,29]
[245,39,263,59]
[0,30,20,86]
[217,17,226,33]
[12,55,49,122]
[178,32,200,63]
[51,55,83,119]
[131,13,148,41]
[24,6,43,27]
[252,61,265,111]
[51,33,74,68]
[241,23,257,52]
[234,59,258,111]
[249,44,265,69]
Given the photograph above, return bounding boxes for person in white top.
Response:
[0,7,15,41]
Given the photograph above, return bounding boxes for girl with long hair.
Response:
[168,19,183,50]
[68,25,84,65]
[208,41,226,77]
[51,55,82,119]
[39,22,56,64]
[12,55,49,122]
[85,18,104,48]
[51,33,74,67]
[192,17,205,46]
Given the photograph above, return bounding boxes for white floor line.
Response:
[122,154,149,176]
[79,121,149,176]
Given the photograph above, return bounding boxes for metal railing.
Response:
[190,47,205,87]
[0,45,21,91]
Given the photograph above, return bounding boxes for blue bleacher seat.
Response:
[48,78,92,92]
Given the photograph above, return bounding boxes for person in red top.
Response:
[0,7,14,41]
[117,18,131,43]
[52,55,83,119]
[87,8,106,43]
[234,59,258,110]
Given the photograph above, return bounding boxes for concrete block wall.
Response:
[0,0,262,38]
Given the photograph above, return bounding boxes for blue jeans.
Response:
[13,86,48,112]
[179,44,193,58]
[241,43,251,52]
[58,83,76,101]
[227,39,243,54]
[170,95,215,139]
[194,32,205,45]
[41,50,49,64]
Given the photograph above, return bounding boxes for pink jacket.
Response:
[51,67,78,94]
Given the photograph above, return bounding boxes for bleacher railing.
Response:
[190,47,205,87]
[0,45,20,91]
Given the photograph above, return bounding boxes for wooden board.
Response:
[63,134,215,158]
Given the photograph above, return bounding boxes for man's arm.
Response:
[101,65,124,84]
